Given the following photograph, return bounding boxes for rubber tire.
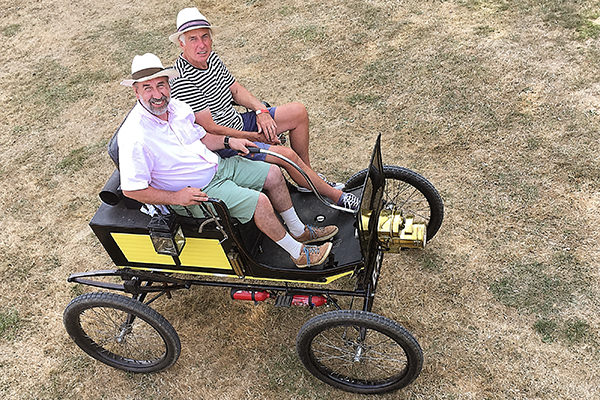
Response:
[345,165,444,240]
[63,292,181,373]
[297,310,423,394]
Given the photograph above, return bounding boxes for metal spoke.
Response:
[310,326,408,382]
[79,305,165,362]
[385,181,431,225]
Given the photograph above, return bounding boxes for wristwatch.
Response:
[224,136,231,149]
[255,109,269,115]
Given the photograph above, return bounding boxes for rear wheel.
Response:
[297,310,423,394]
[345,165,444,240]
[63,292,180,373]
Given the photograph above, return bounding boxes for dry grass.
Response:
[1,0,599,398]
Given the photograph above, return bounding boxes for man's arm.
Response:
[200,132,257,154]
[123,186,208,206]
[229,81,265,111]
[194,109,264,142]
[229,81,278,142]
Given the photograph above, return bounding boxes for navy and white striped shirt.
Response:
[170,52,244,130]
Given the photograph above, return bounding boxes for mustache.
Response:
[149,96,168,105]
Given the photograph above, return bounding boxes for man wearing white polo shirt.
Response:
[118,53,338,268]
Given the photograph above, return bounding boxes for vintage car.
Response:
[63,134,444,394]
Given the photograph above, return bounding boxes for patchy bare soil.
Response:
[1,0,599,399]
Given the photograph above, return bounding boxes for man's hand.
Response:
[229,137,257,156]
[173,187,208,206]
[243,131,265,142]
[256,112,278,143]
[229,82,278,141]
[246,131,281,145]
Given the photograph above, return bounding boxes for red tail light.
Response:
[291,295,327,307]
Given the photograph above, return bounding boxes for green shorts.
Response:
[172,156,271,224]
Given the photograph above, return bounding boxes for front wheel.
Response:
[345,165,444,240]
[63,292,180,373]
[296,310,423,394]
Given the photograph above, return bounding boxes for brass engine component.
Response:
[361,211,427,252]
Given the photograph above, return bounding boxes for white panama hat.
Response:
[120,53,179,87]
[169,7,214,45]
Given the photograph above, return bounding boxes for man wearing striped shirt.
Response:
[168,7,359,211]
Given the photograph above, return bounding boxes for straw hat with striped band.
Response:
[169,7,215,45]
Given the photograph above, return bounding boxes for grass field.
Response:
[1,0,599,399]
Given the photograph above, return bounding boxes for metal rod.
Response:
[68,269,367,298]
[182,278,366,297]
[257,149,355,214]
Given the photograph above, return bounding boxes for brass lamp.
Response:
[148,213,186,256]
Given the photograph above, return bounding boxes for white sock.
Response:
[276,233,303,259]
[279,207,306,237]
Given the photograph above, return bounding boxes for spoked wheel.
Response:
[63,292,180,373]
[345,165,444,240]
[297,310,423,394]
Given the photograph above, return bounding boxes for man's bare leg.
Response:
[273,102,310,167]
[253,192,288,242]
[261,164,295,213]
[261,164,339,243]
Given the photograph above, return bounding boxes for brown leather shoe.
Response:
[292,225,339,244]
[292,243,333,268]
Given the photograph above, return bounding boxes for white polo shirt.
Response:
[118,98,219,192]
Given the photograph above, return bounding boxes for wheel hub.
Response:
[116,323,133,343]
